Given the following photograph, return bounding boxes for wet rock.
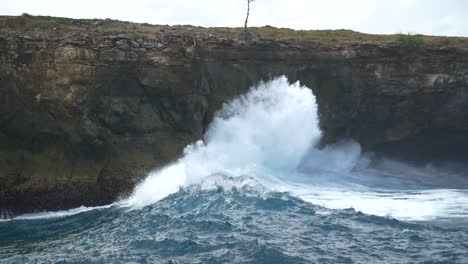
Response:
[0,208,14,219]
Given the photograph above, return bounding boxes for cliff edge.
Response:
[1,15,468,216]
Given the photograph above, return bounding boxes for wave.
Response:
[123,77,319,208]
[122,76,468,221]
[2,187,468,263]
[8,76,468,221]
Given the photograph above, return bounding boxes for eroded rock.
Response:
[1,26,468,216]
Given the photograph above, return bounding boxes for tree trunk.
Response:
[244,0,251,40]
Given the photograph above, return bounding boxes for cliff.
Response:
[1,15,468,216]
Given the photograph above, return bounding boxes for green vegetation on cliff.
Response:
[1,14,468,47]
[396,33,425,46]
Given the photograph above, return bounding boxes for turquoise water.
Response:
[1,77,467,263]
[1,187,468,263]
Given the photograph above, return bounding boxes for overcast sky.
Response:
[2,0,468,36]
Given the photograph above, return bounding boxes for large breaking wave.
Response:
[123,76,468,221]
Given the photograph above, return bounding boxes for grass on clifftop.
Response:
[1,14,468,47]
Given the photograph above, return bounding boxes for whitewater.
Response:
[1,77,468,263]
[124,76,468,221]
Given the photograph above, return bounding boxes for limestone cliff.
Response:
[1,15,468,215]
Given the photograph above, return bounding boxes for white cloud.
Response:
[1,0,467,36]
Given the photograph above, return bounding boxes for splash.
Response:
[124,77,319,208]
[122,76,468,221]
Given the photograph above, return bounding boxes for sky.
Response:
[2,0,468,36]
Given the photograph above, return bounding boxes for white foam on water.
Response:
[4,205,114,221]
[294,187,468,221]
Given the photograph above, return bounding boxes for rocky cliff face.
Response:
[1,17,468,215]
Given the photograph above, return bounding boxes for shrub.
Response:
[397,33,424,46]
[53,17,70,25]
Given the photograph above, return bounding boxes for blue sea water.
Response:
[1,186,468,263]
[1,77,467,263]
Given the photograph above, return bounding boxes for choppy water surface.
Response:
[1,77,467,263]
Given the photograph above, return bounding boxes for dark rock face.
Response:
[1,31,468,215]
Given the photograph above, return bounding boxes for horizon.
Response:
[2,0,468,37]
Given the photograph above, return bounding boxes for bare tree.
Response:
[244,0,255,40]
